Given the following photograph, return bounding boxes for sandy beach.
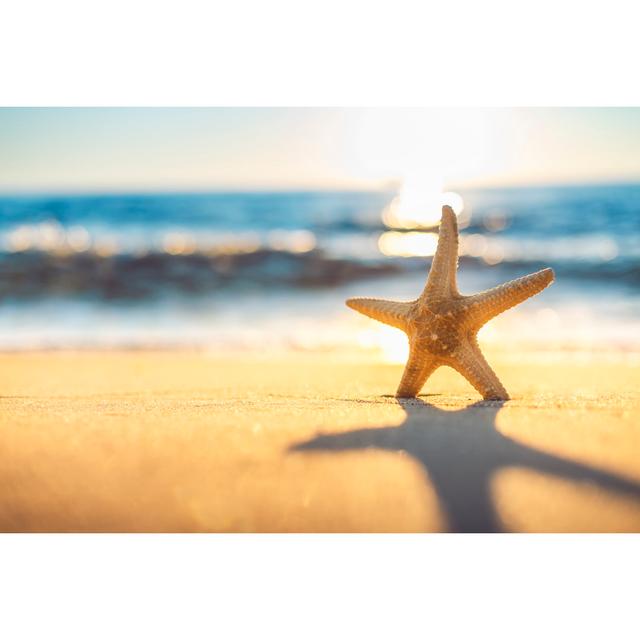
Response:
[1,350,639,532]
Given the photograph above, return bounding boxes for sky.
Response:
[0,108,639,193]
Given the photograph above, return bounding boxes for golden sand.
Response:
[1,351,639,532]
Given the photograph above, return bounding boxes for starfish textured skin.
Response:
[347,206,555,400]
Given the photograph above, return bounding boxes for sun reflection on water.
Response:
[383,174,466,231]
[378,231,439,257]
[379,173,468,258]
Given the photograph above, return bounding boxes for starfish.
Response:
[347,206,555,400]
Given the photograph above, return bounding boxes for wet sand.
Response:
[1,351,639,532]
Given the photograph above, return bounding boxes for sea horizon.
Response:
[2,176,640,197]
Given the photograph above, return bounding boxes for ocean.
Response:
[1,184,639,356]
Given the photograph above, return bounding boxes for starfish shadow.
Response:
[290,398,640,532]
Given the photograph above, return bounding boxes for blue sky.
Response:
[0,108,638,192]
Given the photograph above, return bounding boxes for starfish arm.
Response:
[420,206,459,300]
[466,268,554,328]
[346,298,413,331]
[450,336,509,400]
[396,347,439,398]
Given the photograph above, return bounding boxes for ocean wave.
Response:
[0,248,403,300]
[2,245,639,302]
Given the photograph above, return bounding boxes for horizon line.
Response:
[1,176,640,198]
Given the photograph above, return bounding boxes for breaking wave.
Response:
[3,244,639,302]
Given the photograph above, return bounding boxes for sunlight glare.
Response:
[382,173,465,230]
[378,231,439,257]
[357,325,409,364]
